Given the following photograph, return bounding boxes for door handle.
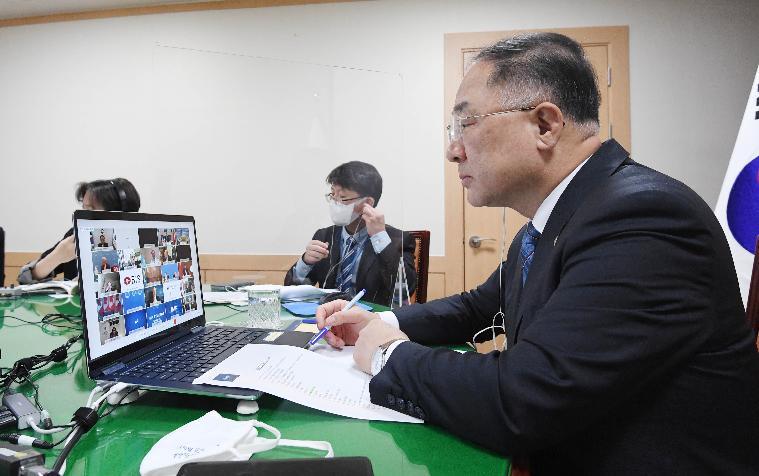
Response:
[468,235,496,248]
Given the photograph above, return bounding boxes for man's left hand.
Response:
[354,319,408,374]
[360,203,386,236]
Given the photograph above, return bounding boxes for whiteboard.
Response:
[150,45,406,254]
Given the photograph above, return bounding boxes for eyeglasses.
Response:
[446,106,536,144]
[325,193,364,205]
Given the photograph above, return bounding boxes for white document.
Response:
[280,285,336,301]
[23,280,77,295]
[235,285,336,301]
[193,344,422,423]
[280,284,323,300]
[202,291,248,305]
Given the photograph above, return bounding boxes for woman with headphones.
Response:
[17,178,141,284]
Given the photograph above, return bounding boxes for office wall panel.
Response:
[1,0,757,293]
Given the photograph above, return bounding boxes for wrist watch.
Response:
[370,338,404,376]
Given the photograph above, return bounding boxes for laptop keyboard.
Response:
[118,327,265,383]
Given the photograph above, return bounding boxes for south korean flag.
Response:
[715,65,759,305]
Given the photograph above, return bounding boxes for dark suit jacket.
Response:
[284,225,417,307]
[371,140,759,475]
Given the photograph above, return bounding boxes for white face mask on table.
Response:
[140,410,333,476]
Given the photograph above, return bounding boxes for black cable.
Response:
[50,407,98,473]
[48,387,139,473]
[23,376,43,411]
[1,312,82,332]
[0,433,54,449]
[0,334,83,391]
[0,314,46,327]
[41,312,83,331]
[50,425,77,448]
[202,304,247,322]
[222,304,247,313]
[98,387,139,419]
[42,312,81,321]
[50,424,86,473]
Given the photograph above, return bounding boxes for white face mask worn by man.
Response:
[328,198,365,226]
[140,410,333,476]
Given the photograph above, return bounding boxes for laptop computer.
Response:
[73,210,313,400]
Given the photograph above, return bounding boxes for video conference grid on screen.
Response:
[78,221,201,359]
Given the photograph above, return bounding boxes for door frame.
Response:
[442,26,631,293]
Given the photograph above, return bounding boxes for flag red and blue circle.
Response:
[726,155,759,253]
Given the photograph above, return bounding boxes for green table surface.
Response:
[0,295,509,475]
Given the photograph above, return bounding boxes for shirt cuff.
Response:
[377,310,400,329]
[291,258,314,283]
[370,231,391,254]
[371,339,408,376]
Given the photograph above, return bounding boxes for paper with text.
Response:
[193,344,421,423]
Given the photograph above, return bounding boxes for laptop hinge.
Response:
[191,326,204,333]
[102,361,127,376]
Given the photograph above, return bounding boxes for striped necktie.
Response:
[335,236,359,292]
[520,222,541,286]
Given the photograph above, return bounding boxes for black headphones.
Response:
[110,179,128,212]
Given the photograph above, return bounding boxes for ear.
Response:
[364,197,376,207]
[534,102,564,151]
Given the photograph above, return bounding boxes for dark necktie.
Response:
[520,222,541,285]
[335,236,358,292]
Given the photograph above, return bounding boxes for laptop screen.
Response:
[74,211,204,361]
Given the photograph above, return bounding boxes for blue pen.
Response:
[308,289,366,347]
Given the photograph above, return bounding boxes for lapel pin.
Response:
[553,236,558,246]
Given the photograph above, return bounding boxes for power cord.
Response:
[49,406,99,474]
[40,313,82,333]
[48,383,138,474]
[0,334,82,391]
[0,333,83,453]
[1,312,82,333]
[0,332,142,473]
[0,433,54,449]
[0,383,141,474]
[28,417,72,435]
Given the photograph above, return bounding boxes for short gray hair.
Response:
[474,32,601,137]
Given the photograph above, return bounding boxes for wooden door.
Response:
[444,27,630,291]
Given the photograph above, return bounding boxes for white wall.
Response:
[1,0,757,256]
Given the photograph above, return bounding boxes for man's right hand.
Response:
[315,299,379,348]
[303,240,329,265]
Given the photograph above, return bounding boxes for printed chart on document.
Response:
[194,343,421,423]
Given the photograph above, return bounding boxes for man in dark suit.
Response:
[284,161,417,307]
[315,33,759,475]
